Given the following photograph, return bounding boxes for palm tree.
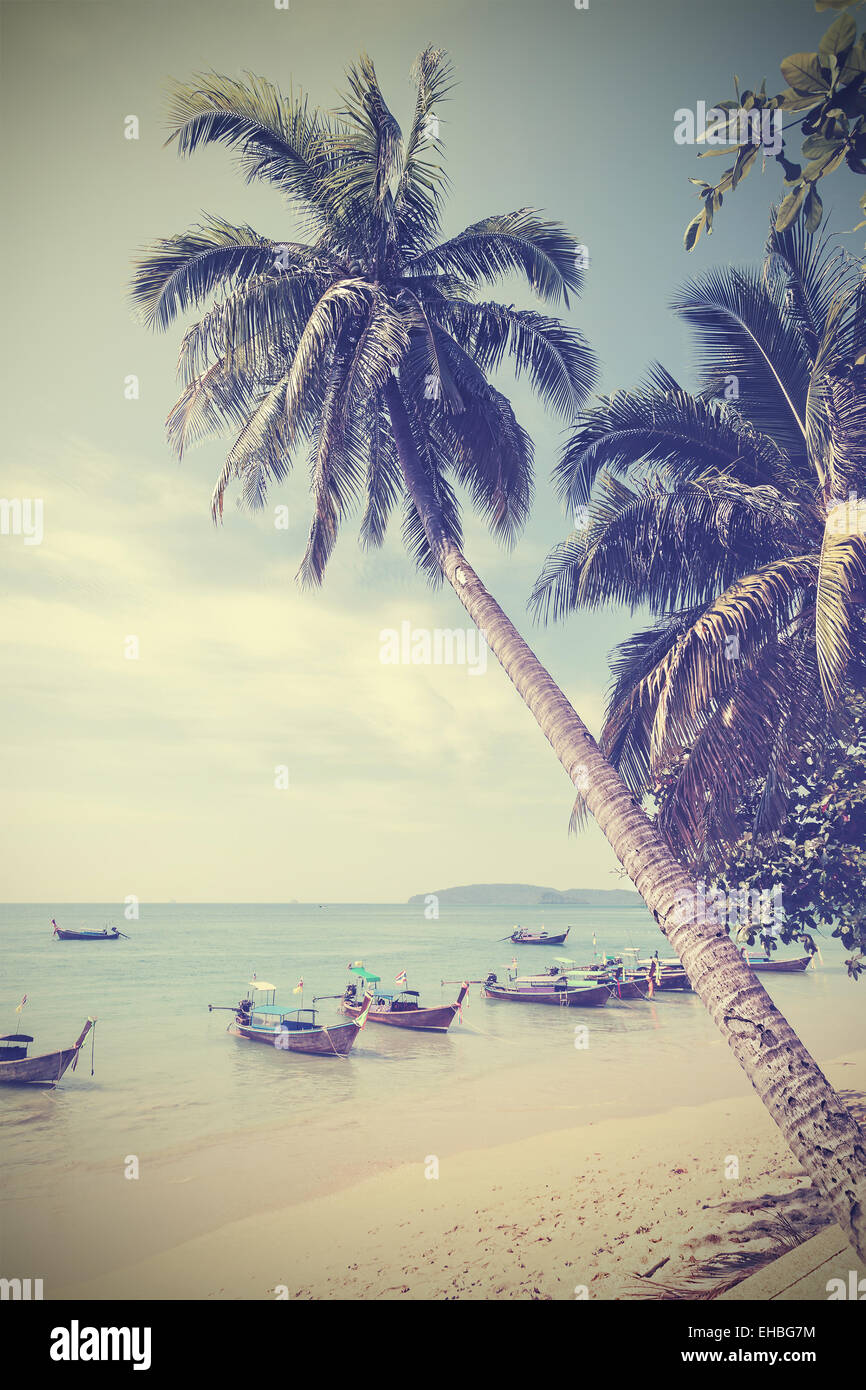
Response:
[131,53,866,1260]
[532,222,866,870]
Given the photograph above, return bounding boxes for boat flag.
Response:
[395,970,407,988]
[293,979,304,994]
[15,995,27,1012]
[592,933,597,947]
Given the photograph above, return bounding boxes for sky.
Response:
[0,0,861,902]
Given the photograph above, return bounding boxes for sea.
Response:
[2,900,862,1201]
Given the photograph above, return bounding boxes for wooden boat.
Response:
[636,957,693,991]
[509,927,570,946]
[337,967,469,1033]
[0,1020,95,1086]
[605,971,651,1001]
[649,968,691,991]
[482,973,610,1007]
[567,955,652,1001]
[52,919,122,941]
[745,953,812,974]
[209,981,371,1058]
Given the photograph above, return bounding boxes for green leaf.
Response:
[781,52,832,95]
[801,134,845,158]
[776,182,807,229]
[840,37,866,83]
[684,211,704,251]
[731,144,759,189]
[804,182,824,232]
[800,147,848,180]
[818,13,857,62]
[776,152,803,182]
[776,86,825,112]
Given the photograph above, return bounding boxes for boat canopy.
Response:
[248,981,276,992]
[350,967,381,982]
[250,1006,285,1017]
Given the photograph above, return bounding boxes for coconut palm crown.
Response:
[130,50,596,583]
[531,221,866,867]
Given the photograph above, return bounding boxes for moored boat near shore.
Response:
[745,953,812,974]
[337,966,469,1032]
[482,972,610,1007]
[0,1019,95,1086]
[209,981,371,1057]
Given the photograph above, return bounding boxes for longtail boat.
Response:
[559,954,652,1001]
[508,927,570,946]
[209,981,371,1058]
[0,1019,95,1086]
[482,972,610,1007]
[605,970,651,1001]
[745,953,812,974]
[636,957,693,991]
[336,966,469,1033]
[52,919,123,941]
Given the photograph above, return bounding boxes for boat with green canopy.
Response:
[333,965,469,1033]
[209,980,372,1057]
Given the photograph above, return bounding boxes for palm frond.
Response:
[296,345,368,586]
[551,388,789,512]
[815,505,866,700]
[393,47,454,253]
[435,300,596,419]
[166,359,260,461]
[164,72,343,235]
[324,53,404,252]
[408,210,584,305]
[671,265,812,468]
[531,474,806,623]
[131,217,279,329]
[359,405,403,548]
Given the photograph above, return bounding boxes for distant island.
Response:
[408,883,643,907]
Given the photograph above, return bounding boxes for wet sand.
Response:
[48,1050,866,1301]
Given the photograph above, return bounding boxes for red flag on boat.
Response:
[15,995,27,1012]
[395,970,407,987]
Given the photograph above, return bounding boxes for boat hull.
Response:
[509,930,570,946]
[609,977,651,1001]
[340,999,461,1032]
[229,1021,361,1056]
[0,1046,79,1086]
[54,929,119,941]
[653,971,692,991]
[483,982,609,1007]
[747,956,811,974]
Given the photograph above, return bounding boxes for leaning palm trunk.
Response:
[385,380,866,1262]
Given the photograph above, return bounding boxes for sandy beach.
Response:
[51,1049,866,1302]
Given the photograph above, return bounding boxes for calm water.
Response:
[1,903,863,1192]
